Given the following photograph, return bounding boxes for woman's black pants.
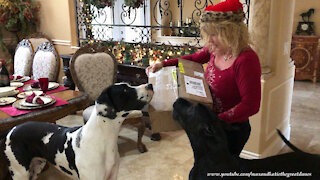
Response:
[224,120,251,156]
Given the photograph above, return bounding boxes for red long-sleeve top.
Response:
[162,47,261,124]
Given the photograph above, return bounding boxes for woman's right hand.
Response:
[145,62,163,76]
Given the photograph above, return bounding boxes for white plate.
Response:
[11,76,30,82]
[17,91,43,99]
[0,86,17,93]
[20,96,54,107]
[10,82,24,88]
[0,90,19,98]
[0,87,17,97]
[12,97,56,110]
[0,97,17,106]
[23,82,60,91]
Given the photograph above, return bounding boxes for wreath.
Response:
[124,0,144,9]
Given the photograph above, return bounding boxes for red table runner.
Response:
[0,79,70,116]
[0,95,69,116]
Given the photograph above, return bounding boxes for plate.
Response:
[12,97,56,110]
[0,90,19,98]
[23,82,60,91]
[10,82,24,88]
[0,86,17,93]
[10,76,30,82]
[0,97,17,106]
[17,91,43,99]
[0,87,17,97]
[20,96,54,107]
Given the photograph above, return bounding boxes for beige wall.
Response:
[35,0,78,55]
[293,0,320,35]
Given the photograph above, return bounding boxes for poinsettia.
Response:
[0,0,40,48]
[0,0,40,31]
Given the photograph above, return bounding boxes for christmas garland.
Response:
[85,0,144,9]
[124,0,144,9]
[87,0,115,9]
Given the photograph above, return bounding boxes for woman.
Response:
[146,0,261,156]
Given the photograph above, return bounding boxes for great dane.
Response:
[0,83,153,180]
[172,98,320,180]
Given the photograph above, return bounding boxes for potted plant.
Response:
[0,0,41,49]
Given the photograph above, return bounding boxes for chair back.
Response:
[13,39,33,76]
[32,42,60,81]
[26,33,51,51]
[70,44,118,104]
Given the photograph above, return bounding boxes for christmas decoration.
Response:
[200,0,245,23]
[124,0,144,9]
[82,40,199,67]
[85,0,115,9]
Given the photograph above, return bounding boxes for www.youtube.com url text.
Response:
[207,172,312,178]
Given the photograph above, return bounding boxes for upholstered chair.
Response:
[13,39,34,76]
[70,44,117,104]
[26,32,51,51]
[32,42,60,81]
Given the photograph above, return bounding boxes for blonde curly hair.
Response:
[200,20,250,57]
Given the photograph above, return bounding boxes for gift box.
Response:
[148,59,213,133]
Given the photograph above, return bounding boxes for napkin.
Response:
[31,81,40,88]
[10,75,23,81]
[26,93,44,104]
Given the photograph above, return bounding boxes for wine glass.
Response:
[38,78,49,94]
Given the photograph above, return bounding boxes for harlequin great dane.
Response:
[0,83,153,180]
[172,98,320,180]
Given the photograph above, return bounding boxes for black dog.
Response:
[172,98,320,180]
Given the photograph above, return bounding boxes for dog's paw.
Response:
[137,143,148,153]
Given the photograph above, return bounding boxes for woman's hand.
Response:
[145,62,163,76]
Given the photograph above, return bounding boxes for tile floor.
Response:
[37,81,320,180]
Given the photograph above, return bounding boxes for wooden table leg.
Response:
[137,117,147,153]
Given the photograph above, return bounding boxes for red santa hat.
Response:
[200,0,245,23]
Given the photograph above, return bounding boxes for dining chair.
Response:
[32,42,60,81]
[26,32,51,51]
[70,43,118,104]
[70,43,149,153]
[13,39,34,76]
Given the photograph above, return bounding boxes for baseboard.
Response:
[240,150,261,159]
[71,46,80,49]
[240,125,291,159]
[52,39,71,46]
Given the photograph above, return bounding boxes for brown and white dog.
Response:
[0,83,153,180]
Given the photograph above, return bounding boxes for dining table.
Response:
[0,78,89,135]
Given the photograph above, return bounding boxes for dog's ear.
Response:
[97,87,114,107]
[202,125,215,137]
[96,87,118,119]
